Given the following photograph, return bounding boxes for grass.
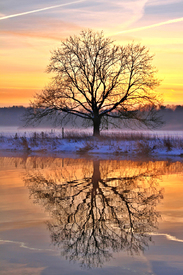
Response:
[0,129,182,143]
[0,129,183,156]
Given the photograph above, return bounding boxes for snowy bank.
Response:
[0,131,183,159]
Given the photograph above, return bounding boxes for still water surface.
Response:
[0,156,183,275]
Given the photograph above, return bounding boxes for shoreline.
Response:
[1,137,183,162]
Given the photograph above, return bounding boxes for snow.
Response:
[0,130,183,159]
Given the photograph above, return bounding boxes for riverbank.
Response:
[0,131,183,160]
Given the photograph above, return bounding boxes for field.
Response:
[1,128,183,159]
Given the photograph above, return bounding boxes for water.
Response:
[0,156,183,274]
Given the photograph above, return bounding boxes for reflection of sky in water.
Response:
[0,157,183,274]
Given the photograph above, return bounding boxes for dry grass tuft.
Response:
[136,141,153,155]
[76,142,94,154]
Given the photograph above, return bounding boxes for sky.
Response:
[0,0,183,107]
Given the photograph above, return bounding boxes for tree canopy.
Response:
[26,29,162,136]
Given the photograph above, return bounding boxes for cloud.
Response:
[45,0,150,31]
[111,0,149,29]
[113,17,183,35]
[0,18,81,42]
[1,1,150,33]
[147,0,182,6]
[0,262,45,275]
[150,233,183,243]
[0,0,86,20]
[0,238,54,251]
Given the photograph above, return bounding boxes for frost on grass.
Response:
[0,131,183,157]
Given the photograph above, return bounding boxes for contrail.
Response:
[150,233,183,243]
[0,238,55,251]
[114,17,183,35]
[0,0,85,20]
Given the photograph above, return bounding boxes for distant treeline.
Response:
[158,105,183,130]
[0,106,83,128]
[0,106,26,126]
[0,105,183,130]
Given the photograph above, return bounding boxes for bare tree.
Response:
[26,29,162,135]
[24,159,163,268]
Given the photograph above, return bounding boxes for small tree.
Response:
[26,29,162,136]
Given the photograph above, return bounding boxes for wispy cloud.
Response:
[114,17,183,35]
[0,238,55,251]
[49,0,150,32]
[147,0,182,6]
[114,0,149,29]
[0,0,86,20]
[1,0,150,37]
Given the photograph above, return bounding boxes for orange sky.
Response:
[0,0,183,107]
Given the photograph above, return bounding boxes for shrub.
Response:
[163,138,173,152]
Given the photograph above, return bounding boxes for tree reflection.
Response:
[24,159,163,268]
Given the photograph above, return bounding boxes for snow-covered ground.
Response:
[0,130,183,159]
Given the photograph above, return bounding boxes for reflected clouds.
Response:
[23,158,164,268]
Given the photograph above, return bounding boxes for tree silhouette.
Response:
[25,30,162,136]
[24,159,163,268]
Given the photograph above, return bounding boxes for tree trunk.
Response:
[93,117,100,136]
[92,160,100,197]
